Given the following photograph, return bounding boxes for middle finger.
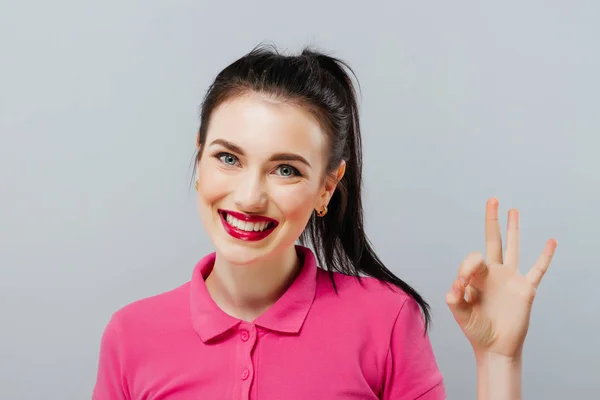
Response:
[485,197,503,264]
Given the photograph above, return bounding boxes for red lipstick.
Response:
[218,209,279,242]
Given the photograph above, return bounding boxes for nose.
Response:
[233,169,268,213]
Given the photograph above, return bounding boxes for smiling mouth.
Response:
[218,209,278,241]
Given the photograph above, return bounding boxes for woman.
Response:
[93,45,557,399]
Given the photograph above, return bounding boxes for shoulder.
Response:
[93,282,193,397]
[314,269,423,333]
[103,282,191,339]
[316,268,414,310]
[314,273,445,398]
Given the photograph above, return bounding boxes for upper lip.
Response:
[219,209,278,225]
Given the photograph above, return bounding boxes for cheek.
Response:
[271,183,320,221]
[196,161,229,204]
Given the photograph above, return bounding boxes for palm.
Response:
[461,261,536,357]
[446,198,557,358]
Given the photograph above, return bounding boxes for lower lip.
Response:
[219,212,277,242]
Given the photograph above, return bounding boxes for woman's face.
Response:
[196,92,340,266]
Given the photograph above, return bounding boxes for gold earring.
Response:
[195,180,199,191]
[316,205,328,217]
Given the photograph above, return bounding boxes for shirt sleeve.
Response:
[381,297,446,400]
[92,314,130,400]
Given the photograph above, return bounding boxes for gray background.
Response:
[1,0,598,398]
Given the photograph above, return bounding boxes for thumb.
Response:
[446,277,472,327]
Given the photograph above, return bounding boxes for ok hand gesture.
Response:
[446,198,557,359]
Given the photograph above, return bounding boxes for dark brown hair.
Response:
[192,44,431,331]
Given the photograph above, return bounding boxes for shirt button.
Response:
[241,369,250,380]
[240,330,249,342]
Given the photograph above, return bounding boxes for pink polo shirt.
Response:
[93,246,445,399]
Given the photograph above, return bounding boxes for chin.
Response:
[212,230,298,267]
[214,238,271,266]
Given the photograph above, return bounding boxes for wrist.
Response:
[475,352,523,400]
[475,351,522,367]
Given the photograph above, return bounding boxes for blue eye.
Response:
[217,153,239,166]
[275,165,300,177]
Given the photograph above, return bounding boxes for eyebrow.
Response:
[209,138,312,167]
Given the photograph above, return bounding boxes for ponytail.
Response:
[299,50,432,332]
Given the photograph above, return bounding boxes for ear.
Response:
[317,160,346,208]
[196,132,201,150]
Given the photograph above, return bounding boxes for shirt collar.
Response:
[190,245,318,343]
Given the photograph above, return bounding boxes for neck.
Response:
[205,245,301,322]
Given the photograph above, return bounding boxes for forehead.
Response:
[206,92,327,162]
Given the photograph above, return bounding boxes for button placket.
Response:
[237,323,257,399]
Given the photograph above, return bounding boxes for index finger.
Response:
[458,252,489,290]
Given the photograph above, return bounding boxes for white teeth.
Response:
[224,213,272,232]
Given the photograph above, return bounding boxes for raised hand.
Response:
[446,198,557,359]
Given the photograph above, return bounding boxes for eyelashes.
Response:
[273,165,301,178]
[213,152,303,178]
[216,152,239,167]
